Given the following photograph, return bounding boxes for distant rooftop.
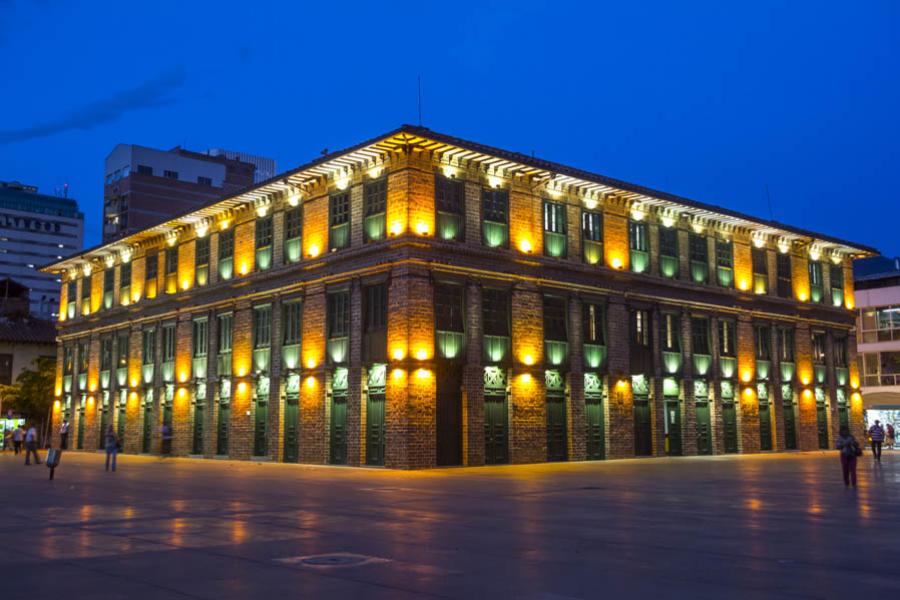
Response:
[0,180,83,220]
[854,256,900,290]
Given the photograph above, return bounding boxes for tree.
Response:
[6,356,55,422]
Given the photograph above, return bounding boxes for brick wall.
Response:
[301,287,327,463]
[603,201,629,271]
[510,284,544,463]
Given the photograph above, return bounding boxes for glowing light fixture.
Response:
[308,244,320,258]
[660,215,676,228]
[336,173,350,190]
[196,223,209,238]
[219,219,231,231]
[368,165,384,179]
[522,354,535,366]
[82,263,93,277]
[518,239,533,254]
[777,239,790,254]
[392,348,406,361]
[415,349,428,361]
[306,357,316,369]
[104,254,115,268]
[809,245,821,261]
[441,165,457,179]
[752,235,766,249]
[256,204,269,218]
[630,205,645,221]
[287,192,300,207]
[415,222,429,236]
[487,175,502,189]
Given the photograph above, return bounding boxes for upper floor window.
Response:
[715,239,734,287]
[583,302,605,345]
[628,221,649,274]
[284,206,302,263]
[103,269,114,309]
[811,331,827,364]
[100,337,113,371]
[658,227,678,278]
[116,331,129,368]
[809,261,824,303]
[543,201,567,258]
[751,247,768,294]
[778,328,795,362]
[162,324,176,363]
[755,325,771,360]
[719,320,735,357]
[329,192,350,250]
[164,247,178,294]
[482,189,509,248]
[252,305,272,349]
[363,284,388,334]
[163,170,178,180]
[860,306,900,342]
[145,253,159,299]
[195,237,210,286]
[776,253,792,298]
[689,233,708,283]
[217,313,233,354]
[435,176,464,241]
[482,289,510,337]
[64,345,74,374]
[327,291,350,339]
[192,318,208,358]
[692,317,711,355]
[136,165,153,175]
[255,215,273,271]
[830,264,845,307]
[631,309,650,347]
[66,281,76,318]
[283,301,303,345]
[363,178,387,243]
[435,283,465,333]
[834,337,848,367]
[218,229,234,280]
[198,176,212,186]
[662,313,680,352]
[141,328,156,365]
[543,296,567,342]
[581,210,603,265]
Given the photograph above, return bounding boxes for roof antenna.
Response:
[764,184,774,220]
[417,75,423,126]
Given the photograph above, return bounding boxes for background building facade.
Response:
[0,180,83,318]
[45,126,873,467]
[103,144,275,242]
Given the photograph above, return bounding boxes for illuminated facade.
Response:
[44,126,875,468]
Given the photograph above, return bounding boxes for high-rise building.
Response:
[207,149,277,183]
[0,180,83,318]
[853,256,900,426]
[44,126,875,468]
[102,144,275,242]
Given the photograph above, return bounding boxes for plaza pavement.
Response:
[0,449,898,599]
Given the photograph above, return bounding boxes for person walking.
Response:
[23,423,41,465]
[886,423,895,450]
[869,420,885,462]
[160,423,172,456]
[836,426,861,488]
[12,425,23,455]
[104,425,118,472]
[59,419,70,450]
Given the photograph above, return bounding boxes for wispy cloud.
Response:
[0,67,186,144]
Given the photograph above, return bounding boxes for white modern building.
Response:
[0,181,83,318]
[855,256,900,428]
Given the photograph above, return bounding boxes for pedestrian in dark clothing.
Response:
[11,426,23,455]
[104,425,118,472]
[160,424,172,456]
[869,420,885,462]
[836,426,860,488]
[24,424,41,465]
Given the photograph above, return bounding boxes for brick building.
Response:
[43,126,875,468]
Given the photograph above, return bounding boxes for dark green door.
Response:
[192,401,205,455]
[366,391,385,466]
[783,403,797,450]
[484,394,509,464]
[585,383,605,460]
[839,406,849,430]
[696,401,712,455]
[330,393,347,464]
[283,397,299,463]
[97,399,109,449]
[723,402,738,453]
[162,400,173,454]
[436,366,462,466]
[546,395,567,462]
[76,405,85,449]
[816,402,829,449]
[759,400,773,451]
[142,402,153,453]
[253,396,268,456]
[216,399,230,455]
[633,397,651,456]
[665,399,682,456]
[117,400,126,447]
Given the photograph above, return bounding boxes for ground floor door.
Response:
[759,399,773,451]
[783,403,797,450]
[76,404,85,449]
[192,401,205,455]
[665,398,682,456]
[545,370,567,462]
[253,395,268,457]
[216,399,230,455]
[696,401,712,455]
[484,367,509,465]
[816,400,829,449]
[366,383,385,467]
[839,405,849,430]
[723,402,738,453]
[142,401,153,453]
[283,396,299,463]
[585,374,605,460]
[436,365,461,466]
[162,399,173,454]
[330,393,347,465]
[634,396,652,456]
[116,393,126,446]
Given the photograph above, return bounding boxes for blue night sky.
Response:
[1,1,897,254]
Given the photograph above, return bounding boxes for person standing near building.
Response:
[886,423,895,450]
[59,419,70,449]
[23,423,40,465]
[869,420,885,462]
[104,425,118,472]
[12,425,24,455]
[836,426,861,488]
[160,423,172,456]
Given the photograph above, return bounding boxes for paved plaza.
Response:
[1,450,898,599]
